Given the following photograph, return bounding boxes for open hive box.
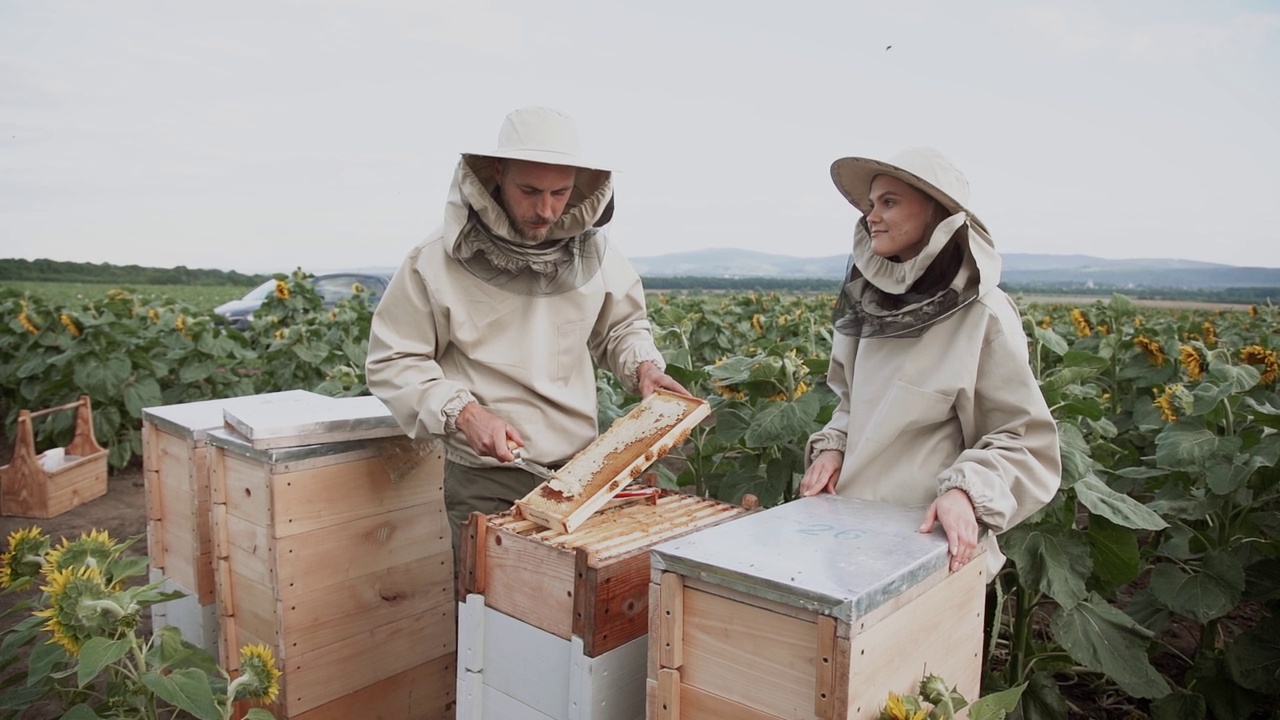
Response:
[458,489,751,719]
[515,389,710,534]
[647,495,987,720]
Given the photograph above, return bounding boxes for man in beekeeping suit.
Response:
[367,106,686,557]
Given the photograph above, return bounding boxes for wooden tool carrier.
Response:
[1,395,108,518]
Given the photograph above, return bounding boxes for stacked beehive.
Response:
[206,415,456,719]
[647,495,988,720]
[457,492,750,720]
[141,390,328,654]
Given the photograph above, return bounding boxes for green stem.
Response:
[1199,617,1220,657]
[1009,588,1039,686]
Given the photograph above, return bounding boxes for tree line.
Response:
[0,258,267,287]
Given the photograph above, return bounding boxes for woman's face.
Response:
[865,174,940,261]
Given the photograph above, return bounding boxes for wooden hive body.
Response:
[208,425,456,719]
[459,490,749,719]
[647,495,987,720]
[141,391,333,654]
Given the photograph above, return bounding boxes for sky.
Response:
[3,0,1279,274]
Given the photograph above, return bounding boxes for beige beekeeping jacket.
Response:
[367,156,665,468]
[807,215,1061,575]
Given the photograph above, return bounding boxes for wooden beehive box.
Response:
[207,426,455,719]
[141,392,330,607]
[515,390,710,534]
[647,495,987,720]
[1,396,107,519]
[458,490,750,720]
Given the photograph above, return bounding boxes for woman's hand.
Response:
[799,450,843,497]
[920,488,980,573]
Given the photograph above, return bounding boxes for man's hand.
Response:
[637,360,690,397]
[454,402,523,462]
[798,450,843,497]
[920,488,980,573]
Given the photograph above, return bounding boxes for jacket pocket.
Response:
[862,380,956,448]
[557,321,594,380]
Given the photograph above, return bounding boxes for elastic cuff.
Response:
[621,349,667,393]
[937,474,981,503]
[442,390,478,434]
[808,437,846,464]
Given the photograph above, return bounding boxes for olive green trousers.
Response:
[443,461,541,560]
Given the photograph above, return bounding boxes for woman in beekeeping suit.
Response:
[800,147,1062,577]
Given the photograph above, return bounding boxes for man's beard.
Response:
[510,212,555,244]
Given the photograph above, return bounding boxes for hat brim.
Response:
[468,148,612,172]
[830,156,986,232]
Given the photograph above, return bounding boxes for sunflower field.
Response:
[2,280,1279,718]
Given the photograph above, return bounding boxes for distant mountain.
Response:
[630,249,848,279]
[629,249,1280,289]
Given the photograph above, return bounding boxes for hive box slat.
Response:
[289,653,456,720]
[648,495,987,720]
[208,419,454,719]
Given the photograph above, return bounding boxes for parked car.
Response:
[214,271,393,330]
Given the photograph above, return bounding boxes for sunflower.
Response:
[274,279,291,300]
[1097,323,1111,335]
[711,381,747,401]
[1241,345,1280,385]
[59,313,81,337]
[1069,308,1092,337]
[1039,315,1052,330]
[18,300,40,335]
[34,565,118,655]
[147,308,160,324]
[44,530,117,581]
[235,644,282,703]
[1202,321,1217,346]
[1179,345,1204,382]
[1,527,49,588]
[1249,305,1259,317]
[879,692,927,720]
[1134,334,1166,366]
[751,313,764,334]
[1154,385,1182,423]
[351,282,364,294]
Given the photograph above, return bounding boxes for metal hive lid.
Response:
[650,494,952,623]
[142,390,331,441]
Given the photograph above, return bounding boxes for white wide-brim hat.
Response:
[830,147,986,232]
[470,106,611,172]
